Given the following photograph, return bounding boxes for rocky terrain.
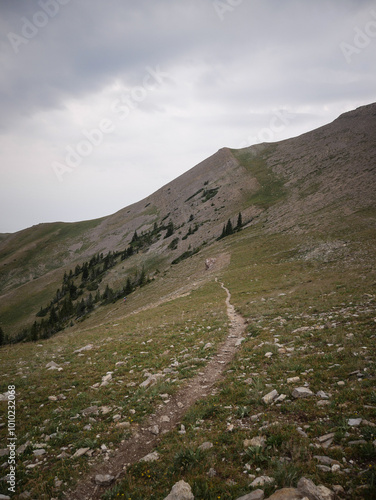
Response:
[0,103,375,499]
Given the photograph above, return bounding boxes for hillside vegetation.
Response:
[0,103,375,499]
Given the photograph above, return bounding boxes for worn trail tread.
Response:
[68,281,246,499]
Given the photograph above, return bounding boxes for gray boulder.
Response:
[164,480,194,500]
[94,474,115,486]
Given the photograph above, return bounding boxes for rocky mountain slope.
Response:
[0,103,375,500]
[0,102,375,338]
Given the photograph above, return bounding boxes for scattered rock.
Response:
[198,441,213,451]
[275,394,287,403]
[16,441,30,455]
[235,337,246,347]
[100,373,112,386]
[332,485,345,496]
[265,351,273,358]
[0,392,10,402]
[250,476,274,487]
[205,258,216,270]
[149,425,160,435]
[317,485,335,500]
[236,490,264,500]
[140,451,160,462]
[287,377,300,384]
[46,361,62,371]
[317,465,331,472]
[297,477,334,500]
[348,439,367,446]
[19,492,31,499]
[292,387,314,399]
[244,436,266,448]
[262,389,278,404]
[82,406,99,417]
[317,400,330,407]
[348,418,362,426]
[72,447,90,458]
[0,494,11,500]
[0,449,9,457]
[265,489,302,500]
[316,390,329,399]
[160,415,171,423]
[74,344,93,353]
[163,480,194,500]
[94,474,115,486]
[314,456,339,466]
[33,449,46,456]
[116,421,131,429]
[316,432,335,449]
[207,467,217,477]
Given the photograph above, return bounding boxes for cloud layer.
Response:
[1,0,375,232]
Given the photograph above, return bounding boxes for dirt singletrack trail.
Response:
[68,280,246,500]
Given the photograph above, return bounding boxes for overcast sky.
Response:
[0,0,375,233]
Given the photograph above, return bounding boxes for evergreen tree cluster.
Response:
[9,243,152,344]
[5,214,194,346]
[0,326,5,346]
[218,212,243,240]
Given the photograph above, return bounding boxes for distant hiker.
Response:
[123,297,127,303]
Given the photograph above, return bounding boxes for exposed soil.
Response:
[68,280,246,500]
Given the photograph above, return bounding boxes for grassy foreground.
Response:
[1,214,375,499]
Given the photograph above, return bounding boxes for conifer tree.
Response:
[30,322,38,342]
[164,221,174,238]
[0,326,4,346]
[124,278,133,295]
[236,212,243,230]
[131,230,139,243]
[49,306,58,326]
[225,219,233,236]
[138,266,146,287]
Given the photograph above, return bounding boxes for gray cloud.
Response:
[0,0,375,232]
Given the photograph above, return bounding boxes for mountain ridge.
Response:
[1,103,376,499]
[0,102,375,337]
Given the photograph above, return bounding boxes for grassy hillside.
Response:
[0,104,375,499]
[1,210,375,499]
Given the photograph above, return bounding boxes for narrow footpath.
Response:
[68,281,246,500]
